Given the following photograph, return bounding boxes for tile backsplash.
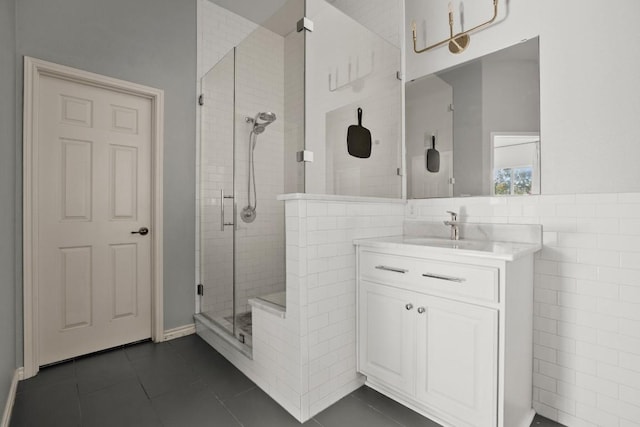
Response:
[408,194,640,427]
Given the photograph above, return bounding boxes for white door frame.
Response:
[22,56,164,378]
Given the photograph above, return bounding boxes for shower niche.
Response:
[199,20,302,347]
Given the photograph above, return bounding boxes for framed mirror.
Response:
[406,38,540,199]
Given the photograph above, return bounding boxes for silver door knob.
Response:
[131,227,149,236]
[417,307,426,314]
[405,303,413,310]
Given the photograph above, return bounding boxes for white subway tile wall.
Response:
[282,198,405,418]
[197,0,257,79]
[408,194,640,427]
[233,26,286,313]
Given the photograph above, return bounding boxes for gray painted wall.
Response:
[0,0,17,409]
[14,0,197,352]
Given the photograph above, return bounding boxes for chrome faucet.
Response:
[443,210,460,240]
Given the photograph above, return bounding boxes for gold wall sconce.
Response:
[412,0,499,54]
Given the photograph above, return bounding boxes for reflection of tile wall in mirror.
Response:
[406,38,540,199]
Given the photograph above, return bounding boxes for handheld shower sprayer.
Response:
[241,111,277,223]
[251,112,276,135]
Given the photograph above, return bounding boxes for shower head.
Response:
[252,111,277,135]
[256,112,276,123]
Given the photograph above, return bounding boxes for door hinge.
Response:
[198,94,204,106]
[197,284,204,296]
[296,150,314,163]
[297,17,314,32]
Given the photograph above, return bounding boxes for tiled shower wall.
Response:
[233,27,285,313]
[408,194,640,427]
[197,1,257,79]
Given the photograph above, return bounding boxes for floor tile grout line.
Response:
[220,384,258,402]
[75,381,83,426]
[343,392,415,427]
[310,416,325,426]
[216,394,246,427]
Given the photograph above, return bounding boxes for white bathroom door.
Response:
[36,72,153,365]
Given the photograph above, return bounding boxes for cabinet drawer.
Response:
[412,259,499,304]
[360,251,416,285]
[359,250,499,303]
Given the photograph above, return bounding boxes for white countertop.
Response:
[353,235,542,261]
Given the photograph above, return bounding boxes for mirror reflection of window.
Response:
[491,133,540,195]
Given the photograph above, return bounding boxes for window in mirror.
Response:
[491,133,540,196]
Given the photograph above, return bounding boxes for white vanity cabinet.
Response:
[356,241,538,427]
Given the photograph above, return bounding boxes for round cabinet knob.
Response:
[405,303,414,311]
[417,307,426,314]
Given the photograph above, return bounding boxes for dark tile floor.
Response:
[10,334,565,427]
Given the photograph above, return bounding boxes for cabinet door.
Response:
[358,281,415,394]
[415,296,498,427]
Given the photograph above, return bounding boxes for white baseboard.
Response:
[2,368,24,427]
[163,323,196,341]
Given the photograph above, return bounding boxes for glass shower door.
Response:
[199,49,236,337]
[198,0,305,348]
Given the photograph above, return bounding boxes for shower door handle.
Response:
[220,189,235,231]
[220,189,225,231]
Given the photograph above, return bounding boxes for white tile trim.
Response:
[163,324,196,341]
[1,368,24,427]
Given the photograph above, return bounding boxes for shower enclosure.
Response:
[198,8,304,347]
[198,0,401,350]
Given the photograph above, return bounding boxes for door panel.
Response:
[60,246,93,330]
[37,74,152,365]
[415,296,497,427]
[359,281,415,394]
[111,243,138,319]
[110,145,138,220]
[61,139,93,220]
